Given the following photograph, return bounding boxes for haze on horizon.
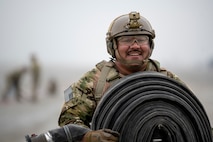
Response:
[0,0,213,70]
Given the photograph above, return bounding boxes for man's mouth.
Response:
[127,51,142,56]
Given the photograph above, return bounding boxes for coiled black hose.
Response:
[91,72,213,142]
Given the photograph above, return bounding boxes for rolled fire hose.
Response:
[91,72,213,142]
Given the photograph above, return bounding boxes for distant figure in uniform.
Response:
[30,54,40,102]
[1,67,27,102]
[47,78,57,96]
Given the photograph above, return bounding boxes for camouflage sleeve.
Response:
[58,68,99,128]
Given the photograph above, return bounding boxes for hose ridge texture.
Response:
[91,71,213,142]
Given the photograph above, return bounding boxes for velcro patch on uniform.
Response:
[64,86,73,102]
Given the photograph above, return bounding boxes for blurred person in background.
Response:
[48,78,58,96]
[1,66,27,102]
[30,54,41,102]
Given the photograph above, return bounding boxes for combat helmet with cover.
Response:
[106,11,155,58]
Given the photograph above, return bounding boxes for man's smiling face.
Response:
[116,35,151,66]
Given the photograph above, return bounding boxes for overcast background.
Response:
[0,0,213,69]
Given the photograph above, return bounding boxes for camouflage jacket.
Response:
[58,59,183,128]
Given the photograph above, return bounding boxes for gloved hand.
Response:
[82,129,120,142]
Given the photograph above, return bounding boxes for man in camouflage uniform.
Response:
[58,11,184,142]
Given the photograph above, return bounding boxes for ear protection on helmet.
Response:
[106,38,116,58]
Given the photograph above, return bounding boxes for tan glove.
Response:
[82,129,120,142]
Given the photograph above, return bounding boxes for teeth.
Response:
[129,53,139,55]
[128,51,141,55]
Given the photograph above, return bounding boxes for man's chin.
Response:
[122,60,145,71]
[124,59,144,66]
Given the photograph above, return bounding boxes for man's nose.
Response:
[131,39,140,47]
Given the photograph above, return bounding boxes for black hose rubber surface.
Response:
[91,72,213,142]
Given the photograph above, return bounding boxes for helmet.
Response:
[106,11,155,58]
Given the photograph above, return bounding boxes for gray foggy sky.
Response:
[0,0,213,68]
